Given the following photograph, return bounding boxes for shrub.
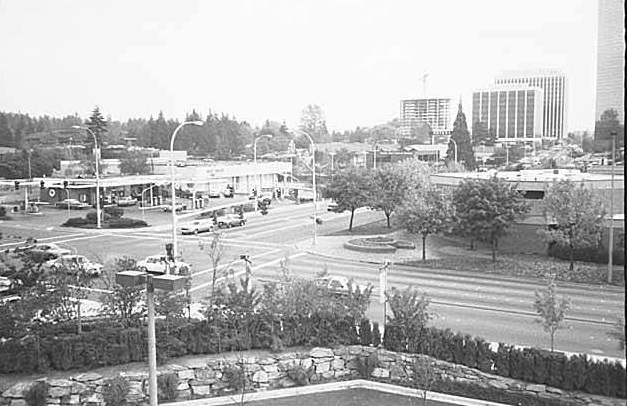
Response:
[23,381,49,406]
[223,365,246,392]
[61,217,90,227]
[107,218,148,228]
[356,352,379,378]
[102,376,130,406]
[360,319,372,346]
[104,206,124,219]
[372,322,381,347]
[0,206,7,217]
[157,372,178,402]
[287,365,313,386]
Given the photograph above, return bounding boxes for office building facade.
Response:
[495,70,567,139]
[400,98,452,136]
[595,0,625,124]
[472,84,544,142]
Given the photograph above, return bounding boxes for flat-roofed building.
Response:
[400,97,452,137]
[472,84,544,143]
[495,70,568,139]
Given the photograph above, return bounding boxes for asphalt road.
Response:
[0,200,624,359]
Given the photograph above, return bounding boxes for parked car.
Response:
[163,202,185,212]
[43,254,103,277]
[0,276,11,294]
[136,255,191,275]
[217,214,246,229]
[248,192,272,205]
[117,196,137,207]
[208,190,222,198]
[56,199,91,210]
[180,219,215,235]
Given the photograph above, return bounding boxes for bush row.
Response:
[383,325,626,398]
[62,217,147,228]
[548,241,625,266]
[0,314,366,374]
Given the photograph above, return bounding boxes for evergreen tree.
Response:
[85,106,108,147]
[0,113,13,147]
[446,102,476,170]
[594,109,624,150]
[471,121,496,146]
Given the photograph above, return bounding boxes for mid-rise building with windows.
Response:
[471,84,544,142]
[400,98,452,137]
[495,70,567,139]
[595,0,625,124]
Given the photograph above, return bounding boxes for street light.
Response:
[373,141,379,170]
[253,134,273,212]
[170,121,204,263]
[72,126,101,229]
[449,138,458,164]
[290,129,317,246]
[607,131,617,283]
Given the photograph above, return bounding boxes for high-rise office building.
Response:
[495,70,567,139]
[472,84,544,142]
[400,98,452,136]
[595,0,625,124]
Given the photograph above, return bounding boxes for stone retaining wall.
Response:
[1,346,622,406]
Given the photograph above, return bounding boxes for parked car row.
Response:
[179,214,247,234]
[10,242,103,277]
[136,255,192,275]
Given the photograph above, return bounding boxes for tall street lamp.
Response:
[607,131,617,283]
[449,138,458,164]
[373,141,379,170]
[253,134,273,212]
[290,129,317,246]
[170,121,204,263]
[72,126,101,229]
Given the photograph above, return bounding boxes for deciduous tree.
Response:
[452,177,529,261]
[540,180,607,271]
[533,275,570,352]
[370,164,408,228]
[119,151,150,175]
[324,166,371,231]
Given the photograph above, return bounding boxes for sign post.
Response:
[379,260,389,335]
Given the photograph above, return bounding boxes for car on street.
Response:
[217,214,246,228]
[180,219,215,235]
[316,275,350,295]
[136,255,192,275]
[0,276,12,294]
[248,192,272,205]
[43,254,103,277]
[117,196,137,207]
[163,202,185,212]
[56,199,92,210]
[15,242,72,259]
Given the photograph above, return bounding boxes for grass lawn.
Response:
[327,219,625,286]
[244,388,459,406]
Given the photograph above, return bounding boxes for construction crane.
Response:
[419,72,429,97]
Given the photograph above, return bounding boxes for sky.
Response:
[0,0,599,133]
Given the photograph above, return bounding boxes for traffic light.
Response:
[14,181,19,190]
[63,180,68,189]
[165,243,174,261]
[40,180,45,189]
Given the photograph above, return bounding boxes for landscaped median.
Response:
[1,345,624,406]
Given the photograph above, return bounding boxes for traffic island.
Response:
[344,236,415,253]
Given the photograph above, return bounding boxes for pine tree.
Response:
[0,113,13,147]
[85,106,108,147]
[446,102,476,170]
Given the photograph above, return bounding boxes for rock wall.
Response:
[1,345,622,406]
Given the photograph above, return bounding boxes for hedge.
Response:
[548,241,625,266]
[383,325,626,398]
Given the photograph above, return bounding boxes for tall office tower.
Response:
[472,84,544,142]
[595,0,625,124]
[400,98,452,136]
[495,70,567,139]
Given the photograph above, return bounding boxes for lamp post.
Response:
[329,152,336,182]
[72,126,101,229]
[170,121,204,263]
[291,129,317,246]
[373,141,379,170]
[449,138,458,164]
[253,134,273,212]
[607,131,617,283]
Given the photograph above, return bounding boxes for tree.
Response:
[399,187,454,260]
[198,232,227,308]
[471,121,496,146]
[540,180,607,271]
[446,102,476,170]
[533,274,570,351]
[594,109,624,150]
[323,166,371,231]
[85,106,108,148]
[370,164,408,228]
[452,177,530,261]
[119,151,151,175]
[100,258,146,327]
[386,287,433,352]
[299,104,329,144]
[0,113,13,147]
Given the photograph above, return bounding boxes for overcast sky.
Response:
[0,0,598,132]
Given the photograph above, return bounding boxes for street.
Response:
[0,201,624,359]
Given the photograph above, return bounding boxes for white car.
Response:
[317,275,350,295]
[180,219,215,235]
[117,196,137,207]
[217,214,246,229]
[137,255,192,275]
[44,254,103,277]
[0,276,12,293]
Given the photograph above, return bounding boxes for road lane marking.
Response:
[0,233,88,247]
